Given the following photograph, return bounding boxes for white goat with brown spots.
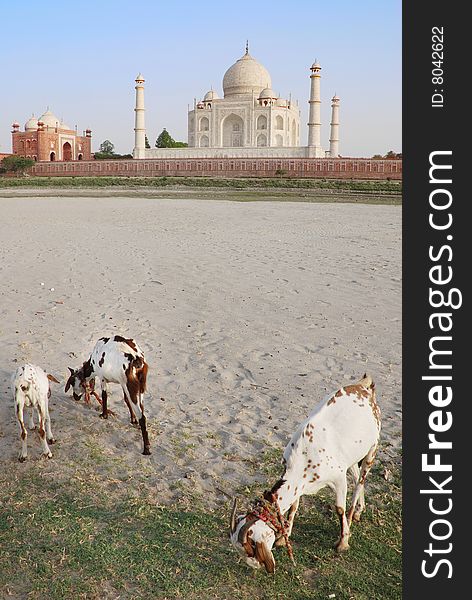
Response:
[230,374,381,573]
[12,364,59,462]
[65,335,151,455]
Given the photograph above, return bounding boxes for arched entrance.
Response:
[256,133,267,147]
[78,153,83,160]
[50,152,55,161]
[222,114,244,147]
[63,142,72,161]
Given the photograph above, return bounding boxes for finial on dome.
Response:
[245,40,249,55]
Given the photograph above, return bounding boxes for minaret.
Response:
[307,61,322,157]
[329,94,340,158]
[133,73,146,159]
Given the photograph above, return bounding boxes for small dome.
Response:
[311,61,321,70]
[332,94,340,101]
[38,109,60,129]
[59,120,72,131]
[203,89,219,101]
[223,51,272,98]
[25,115,38,131]
[259,87,276,99]
[135,73,145,82]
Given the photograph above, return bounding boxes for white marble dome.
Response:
[203,89,219,101]
[38,109,60,129]
[25,115,38,131]
[223,52,272,98]
[259,87,276,99]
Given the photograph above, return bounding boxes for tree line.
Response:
[371,150,402,159]
[95,129,187,159]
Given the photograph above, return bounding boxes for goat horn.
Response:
[230,498,237,535]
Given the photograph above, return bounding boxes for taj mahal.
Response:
[133,45,340,160]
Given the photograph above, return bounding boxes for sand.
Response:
[0,196,401,505]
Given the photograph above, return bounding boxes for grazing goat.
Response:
[65,336,151,455]
[12,364,59,462]
[229,374,381,573]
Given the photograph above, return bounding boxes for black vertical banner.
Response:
[404,1,466,597]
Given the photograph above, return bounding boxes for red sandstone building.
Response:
[11,109,92,162]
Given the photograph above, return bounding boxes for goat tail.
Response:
[360,373,374,389]
[137,361,148,395]
[126,358,148,400]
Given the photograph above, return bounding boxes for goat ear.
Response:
[47,374,60,384]
[263,490,276,503]
[65,375,73,393]
[68,367,75,375]
[255,541,275,574]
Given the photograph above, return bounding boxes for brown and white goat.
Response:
[65,335,151,455]
[12,364,59,462]
[230,374,381,573]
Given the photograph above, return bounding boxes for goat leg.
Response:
[91,390,103,406]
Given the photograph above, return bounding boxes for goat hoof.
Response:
[335,542,349,553]
[131,418,138,426]
[353,512,362,523]
[18,456,27,463]
[43,452,53,460]
[48,438,56,445]
[99,412,108,419]
[142,448,151,456]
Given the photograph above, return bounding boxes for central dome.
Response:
[39,109,60,129]
[223,52,272,98]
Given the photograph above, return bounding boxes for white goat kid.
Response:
[12,364,59,462]
[65,335,151,455]
[230,374,381,573]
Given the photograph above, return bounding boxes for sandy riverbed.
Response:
[0,196,401,505]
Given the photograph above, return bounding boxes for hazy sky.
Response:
[0,0,401,157]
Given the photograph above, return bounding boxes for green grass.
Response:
[0,460,401,600]
[0,175,401,194]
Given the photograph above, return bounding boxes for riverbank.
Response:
[0,176,401,204]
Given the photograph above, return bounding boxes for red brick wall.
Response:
[12,131,39,159]
[31,157,402,180]
[38,132,58,161]
[75,135,92,161]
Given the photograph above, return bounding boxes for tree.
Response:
[1,155,35,174]
[372,151,402,160]
[99,140,115,154]
[145,135,151,149]
[155,129,175,148]
[155,129,188,148]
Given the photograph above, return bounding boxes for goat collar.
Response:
[247,497,295,565]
